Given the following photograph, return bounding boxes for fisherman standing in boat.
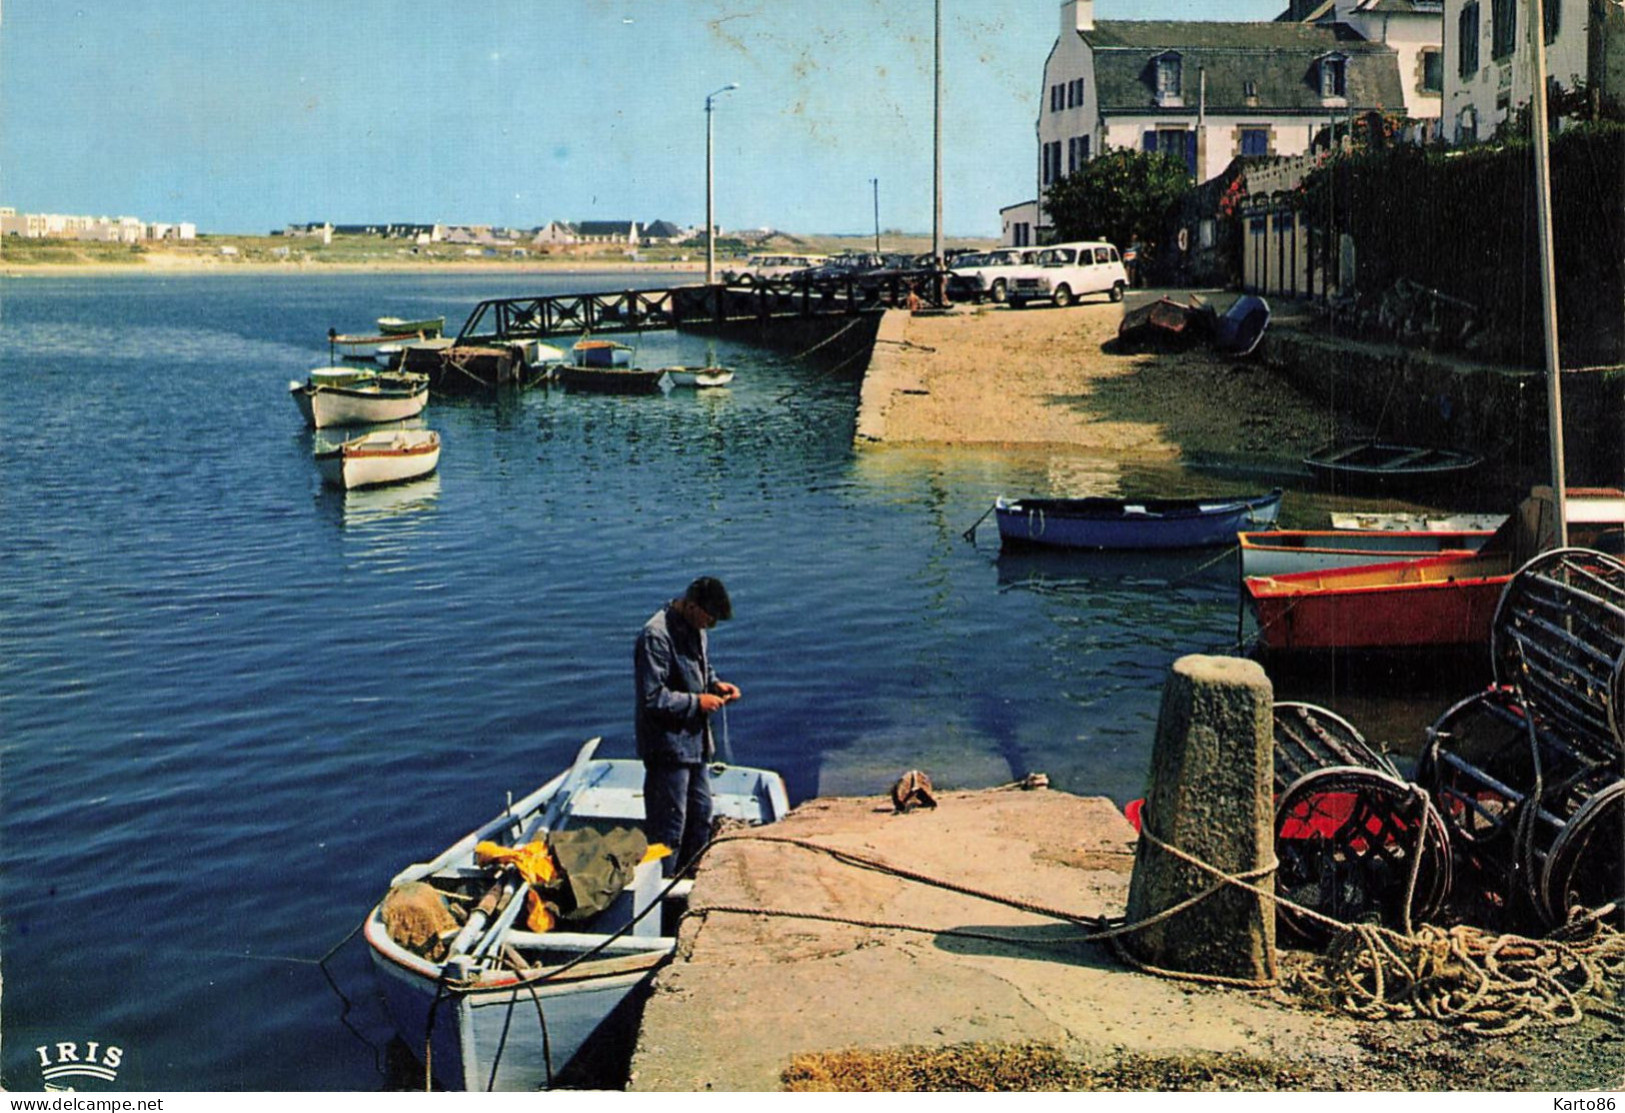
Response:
[634,576,741,876]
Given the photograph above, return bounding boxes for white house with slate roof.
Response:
[1289,1,1447,130]
[1441,0,1625,143]
[1024,0,1434,239]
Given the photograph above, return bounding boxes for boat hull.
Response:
[555,366,671,395]
[659,366,735,388]
[366,915,667,1091]
[1213,295,1270,356]
[995,490,1282,550]
[1329,511,1508,533]
[1238,529,1491,578]
[315,430,440,489]
[1246,551,1515,651]
[1303,442,1483,494]
[290,378,429,429]
[377,316,445,338]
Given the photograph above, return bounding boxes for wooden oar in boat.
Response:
[464,737,603,963]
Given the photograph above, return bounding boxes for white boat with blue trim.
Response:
[363,739,789,1090]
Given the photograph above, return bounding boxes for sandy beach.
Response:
[858,296,1339,463]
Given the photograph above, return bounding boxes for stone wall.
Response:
[1260,325,1625,489]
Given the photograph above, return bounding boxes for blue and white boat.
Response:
[364,739,789,1091]
[994,489,1283,550]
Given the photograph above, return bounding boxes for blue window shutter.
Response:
[1144,132,1158,153]
[1185,131,1197,174]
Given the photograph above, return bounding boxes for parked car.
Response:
[1005,242,1128,308]
[947,247,1038,304]
[788,252,887,289]
[721,253,828,284]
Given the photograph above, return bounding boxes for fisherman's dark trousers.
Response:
[643,760,713,877]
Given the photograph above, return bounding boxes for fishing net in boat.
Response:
[380,881,460,960]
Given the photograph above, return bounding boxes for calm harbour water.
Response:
[0,271,1483,1090]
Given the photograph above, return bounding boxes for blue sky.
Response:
[2,1,1287,236]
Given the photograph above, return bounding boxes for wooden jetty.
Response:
[400,275,941,392]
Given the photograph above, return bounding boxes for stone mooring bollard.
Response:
[1123,654,1276,982]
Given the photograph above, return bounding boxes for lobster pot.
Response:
[1272,702,1400,792]
[1271,703,1451,941]
[1415,686,1623,927]
[1492,548,1625,758]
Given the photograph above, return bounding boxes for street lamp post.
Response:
[932,0,942,266]
[705,83,739,286]
[871,178,880,253]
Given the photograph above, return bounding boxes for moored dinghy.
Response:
[1238,527,1493,578]
[1329,510,1508,533]
[377,315,445,338]
[994,489,1282,550]
[289,369,429,429]
[1245,548,1518,652]
[658,365,736,388]
[364,739,790,1090]
[1303,441,1484,494]
[555,340,671,394]
[314,428,440,489]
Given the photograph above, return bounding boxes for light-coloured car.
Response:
[1006,242,1128,308]
[946,247,1037,304]
[721,253,828,284]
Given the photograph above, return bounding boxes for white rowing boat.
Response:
[658,365,736,388]
[1238,528,1493,578]
[314,428,440,489]
[289,369,429,429]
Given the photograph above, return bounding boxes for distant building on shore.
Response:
[283,222,443,243]
[530,218,697,248]
[1,207,195,242]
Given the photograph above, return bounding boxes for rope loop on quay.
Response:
[701,827,1625,1032]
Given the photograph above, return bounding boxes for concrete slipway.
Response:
[625,784,1373,1092]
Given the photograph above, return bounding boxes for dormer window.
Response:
[1154,52,1183,106]
[1318,53,1348,99]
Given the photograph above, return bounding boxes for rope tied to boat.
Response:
[960,502,997,542]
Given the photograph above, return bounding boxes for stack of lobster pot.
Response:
[1416,547,1625,927]
[1271,702,1452,940]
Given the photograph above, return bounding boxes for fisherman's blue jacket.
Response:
[634,602,716,765]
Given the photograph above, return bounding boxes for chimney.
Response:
[1064,0,1094,34]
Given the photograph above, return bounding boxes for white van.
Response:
[1006,242,1127,308]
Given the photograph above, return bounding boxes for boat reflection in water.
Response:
[994,545,1237,597]
[335,471,442,530]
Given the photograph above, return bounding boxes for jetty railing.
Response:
[453,272,945,347]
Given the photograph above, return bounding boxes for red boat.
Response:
[1246,487,1625,653]
[1246,550,1517,651]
